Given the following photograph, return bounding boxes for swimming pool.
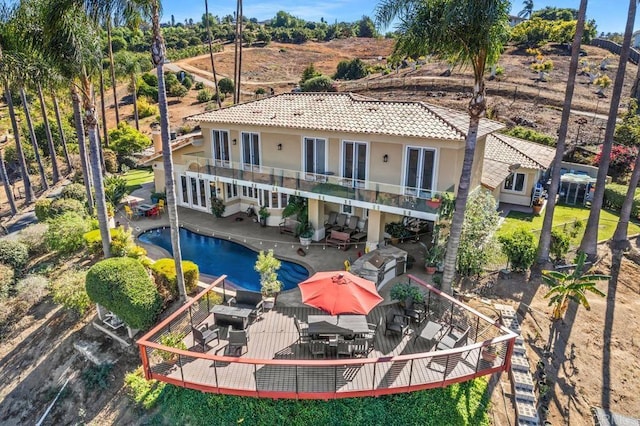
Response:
[138,227,310,292]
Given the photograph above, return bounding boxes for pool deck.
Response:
[118,183,435,306]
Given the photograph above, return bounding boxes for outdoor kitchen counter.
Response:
[350,246,408,290]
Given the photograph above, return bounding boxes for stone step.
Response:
[514,386,537,402]
[516,399,540,424]
[511,370,535,391]
[511,354,531,372]
[503,317,522,333]
[497,305,517,319]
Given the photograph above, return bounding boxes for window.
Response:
[241,132,260,168]
[226,183,238,199]
[304,137,326,174]
[404,147,435,198]
[212,130,230,166]
[341,204,352,215]
[343,141,367,186]
[504,172,526,192]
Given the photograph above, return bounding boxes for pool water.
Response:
[138,227,310,292]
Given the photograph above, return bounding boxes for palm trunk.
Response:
[71,84,94,214]
[37,83,60,184]
[236,0,243,104]
[612,152,640,248]
[152,1,187,301]
[579,0,636,259]
[52,91,72,173]
[441,113,481,294]
[0,148,17,216]
[233,0,240,104]
[107,17,120,124]
[92,88,106,174]
[99,71,109,146]
[537,0,587,263]
[631,56,640,103]
[5,82,34,204]
[20,87,49,192]
[204,0,222,108]
[81,73,111,258]
[131,74,139,130]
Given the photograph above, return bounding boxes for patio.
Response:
[138,276,517,399]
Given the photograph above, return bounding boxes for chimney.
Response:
[152,130,162,154]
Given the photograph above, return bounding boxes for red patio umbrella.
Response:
[298,271,383,315]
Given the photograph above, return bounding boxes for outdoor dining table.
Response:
[211,305,253,330]
[413,320,444,347]
[136,203,155,216]
[307,314,370,337]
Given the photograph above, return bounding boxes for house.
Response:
[144,93,554,247]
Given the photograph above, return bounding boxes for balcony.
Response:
[183,154,454,218]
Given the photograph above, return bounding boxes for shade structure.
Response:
[298,271,384,315]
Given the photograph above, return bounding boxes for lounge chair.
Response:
[191,324,220,351]
[342,216,360,235]
[329,213,348,231]
[385,311,410,336]
[324,211,338,232]
[437,326,470,351]
[351,219,368,242]
[228,328,250,356]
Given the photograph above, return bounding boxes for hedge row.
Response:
[603,184,640,218]
[85,257,162,329]
[150,258,199,299]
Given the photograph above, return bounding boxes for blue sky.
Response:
[162,0,638,35]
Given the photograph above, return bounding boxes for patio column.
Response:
[366,210,385,251]
[308,198,324,241]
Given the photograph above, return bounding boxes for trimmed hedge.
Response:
[83,227,136,257]
[498,227,537,272]
[35,199,52,221]
[49,198,86,218]
[150,258,199,299]
[45,212,89,254]
[604,184,640,218]
[60,183,88,203]
[0,240,29,272]
[86,257,162,329]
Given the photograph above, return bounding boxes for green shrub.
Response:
[45,212,89,254]
[103,149,119,173]
[550,228,571,262]
[15,275,49,305]
[141,72,158,87]
[604,183,640,217]
[150,258,199,299]
[390,282,424,303]
[157,331,187,360]
[49,198,86,218]
[194,81,205,90]
[502,126,555,146]
[83,228,137,257]
[85,257,162,329]
[181,75,193,90]
[104,176,128,207]
[0,263,14,298]
[137,96,158,119]
[0,240,29,272]
[18,223,49,256]
[196,89,213,103]
[61,183,88,203]
[498,227,537,272]
[301,75,336,92]
[50,269,91,315]
[218,77,234,95]
[124,368,166,409]
[334,58,369,80]
[82,363,113,391]
[35,199,53,221]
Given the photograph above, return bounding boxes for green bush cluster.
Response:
[104,176,128,207]
[15,275,49,305]
[83,227,145,258]
[196,89,213,103]
[45,212,90,254]
[150,258,199,299]
[35,199,52,222]
[18,223,49,256]
[51,269,92,315]
[498,227,537,272]
[137,97,158,119]
[0,240,29,272]
[604,184,640,218]
[85,257,162,329]
[60,183,88,204]
[334,58,369,80]
[194,81,205,90]
[301,75,336,92]
[502,126,555,146]
[124,368,166,410]
[0,264,14,299]
[550,228,571,262]
[50,198,86,218]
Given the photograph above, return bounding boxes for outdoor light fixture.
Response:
[383,154,389,163]
[232,138,237,145]
[277,143,282,150]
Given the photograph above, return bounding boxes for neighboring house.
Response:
[509,15,526,27]
[144,93,557,247]
[482,133,555,206]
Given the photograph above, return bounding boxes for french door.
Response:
[241,132,260,170]
[342,141,367,187]
[404,147,435,198]
[180,174,209,211]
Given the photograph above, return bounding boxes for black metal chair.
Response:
[228,328,250,356]
[351,338,370,357]
[191,324,220,352]
[404,298,427,324]
[294,315,311,344]
[310,340,326,358]
[385,311,410,336]
[337,340,353,358]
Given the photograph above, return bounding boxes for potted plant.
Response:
[481,344,498,363]
[385,222,406,245]
[150,191,166,204]
[532,197,544,215]
[297,221,314,249]
[282,196,314,247]
[424,244,444,274]
[211,197,225,218]
[258,206,270,227]
[390,282,424,307]
[255,249,282,309]
[157,331,187,363]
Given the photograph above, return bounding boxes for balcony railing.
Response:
[183,154,454,216]
[137,275,517,399]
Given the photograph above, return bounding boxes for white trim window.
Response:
[404,147,436,198]
[241,132,260,169]
[504,172,526,193]
[226,183,238,199]
[212,130,231,167]
[342,141,367,187]
[303,137,327,174]
[341,204,353,215]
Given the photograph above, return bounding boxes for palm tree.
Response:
[0,148,17,216]
[36,80,61,184]
[542,252,607,321]
[20,86,49,192]
[51,89,73,173]
[150,0,187,301]
[106,15,120,125]
[115,51,151,130]
[518,0,534,19]
[536,0,588,264]
[99,67,110,146]
[204,0,221,108]
[376,0,510,294]
[579,0,636,259]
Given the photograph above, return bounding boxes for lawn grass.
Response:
[122,168,154,193]
[125,370,491,425]
[498,204,640,244]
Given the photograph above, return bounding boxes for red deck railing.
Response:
[137,275,518,399]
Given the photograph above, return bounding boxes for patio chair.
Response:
[385,311,410,336]
[342,216,360,235]
[124,205,134,220]
[329,213,348,231]
[157,199,166,213]
[228,328,250,356]
[191,324,220,351]
[351,219,368,242]
[436,326,470,351]
[294,315,311,344]
[310,340,326,358]
[148,206,160,219]
[404,298,427,324]
[351,338,370,357]
[324,211,338,232]
[337,340,353,358]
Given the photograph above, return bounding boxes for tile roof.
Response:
[481,133,556,190]
[187,92,504,141]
